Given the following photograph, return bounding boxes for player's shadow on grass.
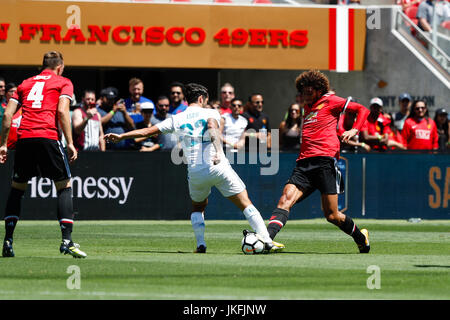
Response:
[414,265,450,268]
[133,250,253,255]
[132,250,355,255]
[281,251,354,255]
[132,250,193,254]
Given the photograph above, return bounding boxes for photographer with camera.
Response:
[98,87,135,150]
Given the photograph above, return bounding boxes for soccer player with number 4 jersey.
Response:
[0,51,86,258]
[105,83,284,254]
[267,70,372,253]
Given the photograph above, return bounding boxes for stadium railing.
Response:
[392,6,450,87]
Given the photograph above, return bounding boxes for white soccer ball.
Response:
[241,232,265,255]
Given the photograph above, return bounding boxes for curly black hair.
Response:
[295,70,330,96]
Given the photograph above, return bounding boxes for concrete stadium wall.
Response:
[0,151,448,221]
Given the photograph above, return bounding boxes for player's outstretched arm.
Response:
[104,125,161,143]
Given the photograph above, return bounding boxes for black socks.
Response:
[4,188,25,241]
[57,187,74,242]
[267,208,289,240]
[339,215,366,245]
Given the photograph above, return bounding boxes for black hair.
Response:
[434,110,449,142]
[230,98,243,105]
[248,93,263,102]
[5,83,17,92]
[285,103,302,128]
[169,81,185,94]
[157,95,170,102]
[408,100,429,121]
[185,83,209,105]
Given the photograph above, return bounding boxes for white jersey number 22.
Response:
[27,82,45,108]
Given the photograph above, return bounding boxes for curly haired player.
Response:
[267,70,371,253]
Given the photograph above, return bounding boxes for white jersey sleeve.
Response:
[155,116,175,134]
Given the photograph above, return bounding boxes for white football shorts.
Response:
[188,163,246,202]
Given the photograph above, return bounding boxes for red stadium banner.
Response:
[0,1,366,71]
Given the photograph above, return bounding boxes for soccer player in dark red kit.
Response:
[0,51,86,258]
[267,70,371,253]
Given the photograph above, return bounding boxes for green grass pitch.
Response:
[0,219,449,300]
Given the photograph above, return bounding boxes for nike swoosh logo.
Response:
[245,248,256,253]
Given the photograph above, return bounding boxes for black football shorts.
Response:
[286,156,344,201]
[12,138,71,183]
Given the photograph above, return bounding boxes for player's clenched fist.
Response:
[104,133,123,143]
[0,146,8,164]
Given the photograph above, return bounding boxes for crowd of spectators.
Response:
[0,75,448,154]
[400,0,450,32]
[338,93,449,153]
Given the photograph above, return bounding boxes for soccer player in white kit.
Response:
[104,83,284,253]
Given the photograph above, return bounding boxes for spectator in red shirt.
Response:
[0,51,86,258]
[218,83,234,115]
[267,70,371,254]
[386,113,407,150]
[402,100,439,150]
[0,83,22,150]
[360,97,391,151]
[1,82,16,109]
[397,0,422,11]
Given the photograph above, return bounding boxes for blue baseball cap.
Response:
[399,93,412,101]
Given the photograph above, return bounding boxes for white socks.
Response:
[191,206,271,247]
[191,212,206,247]
[243,205,272,243]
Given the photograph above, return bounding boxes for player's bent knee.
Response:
[227,190,252,211]
[325,212,341,225]
[192,199,208,212]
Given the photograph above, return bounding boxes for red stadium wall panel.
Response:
[0,0,366,71]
